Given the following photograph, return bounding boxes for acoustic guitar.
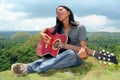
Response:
[37,28,118,64]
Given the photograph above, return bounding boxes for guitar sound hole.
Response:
[53,40,60,48]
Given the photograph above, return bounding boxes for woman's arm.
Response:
[77,40,88,59]
[77,25,89,59]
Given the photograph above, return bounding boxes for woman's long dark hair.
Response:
[52,5,79,34]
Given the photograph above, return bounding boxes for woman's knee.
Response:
[62,50,77,58]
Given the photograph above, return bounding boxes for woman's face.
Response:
[56,7,70,22]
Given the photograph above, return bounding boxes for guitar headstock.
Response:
[93,50,118,65]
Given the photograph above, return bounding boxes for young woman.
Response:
[11,5,94,76]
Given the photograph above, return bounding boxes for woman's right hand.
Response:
[40,29,51,44]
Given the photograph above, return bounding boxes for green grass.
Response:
[0,57,120,80]
[81,69,120,80]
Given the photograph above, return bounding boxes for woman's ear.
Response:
[67,11,70,15]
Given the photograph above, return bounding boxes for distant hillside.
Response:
[87,32,120,45]
[87,32,120,39]
[11,32,32,43]
[0,31,120,39]
[0,31,39,39]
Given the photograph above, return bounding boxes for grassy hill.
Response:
[87,32,120,38]
[0,31,120,80]
[0,57,120,80]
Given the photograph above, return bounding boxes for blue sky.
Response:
[0,0,120,32]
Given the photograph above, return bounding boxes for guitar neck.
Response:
[59,43,80,52]
[59,43,95,56]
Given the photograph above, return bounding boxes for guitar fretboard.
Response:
[58,43,95,56]
[59,43,81,52]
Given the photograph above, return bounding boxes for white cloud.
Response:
[98,26,120,32]
[74,15,120,32]
[5,17,55,31]
[75,15,109,31]
[0,0,119,32]
[0,3,27,21]
[0,11,119,32]
[78,15,108,26]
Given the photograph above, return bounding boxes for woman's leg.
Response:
[27,50,82,73]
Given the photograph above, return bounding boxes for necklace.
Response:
[64,27,70,35]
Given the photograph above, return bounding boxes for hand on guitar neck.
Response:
[77,46,118,65]
[77,47,95,59]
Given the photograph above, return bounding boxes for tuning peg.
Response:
[107,51,109,54]
[99,61,102,64]
[110,53,115,56]
[98,56,101,60]
[108,62,112,65]
[99,51,102,54]
[102,50,105,52]
[103,57,106,60]
[103,53,107,55]
[108,54,111,57]
[103,61,107,64]
[107,58,110,61]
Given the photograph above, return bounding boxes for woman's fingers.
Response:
[40,33,51,44]
[78,48,88,59]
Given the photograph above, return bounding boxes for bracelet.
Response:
[92,51,96,56]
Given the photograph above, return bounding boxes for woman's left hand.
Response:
[78,47,88,59]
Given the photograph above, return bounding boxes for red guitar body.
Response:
[37,28,68,57]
